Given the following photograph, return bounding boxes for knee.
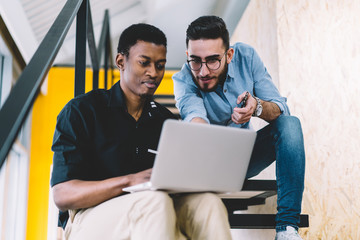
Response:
[176,193,231,239]
[272,116,305,167]
[194,193,227,213]
[275,115,301,131]
[143,191,173,209]
[201,193,223,204]
[273,116,304,143]
[188,193,229,228]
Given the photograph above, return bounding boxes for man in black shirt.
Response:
[51,23,232,240]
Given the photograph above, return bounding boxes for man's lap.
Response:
[64,191,231,240]
[65,191,177,240]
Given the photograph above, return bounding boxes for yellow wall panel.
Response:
[27,67,76,240]
[155,70,177,94]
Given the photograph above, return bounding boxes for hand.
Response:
[127,168,152,186]
[53,168,153,211]
[231,92,257,124]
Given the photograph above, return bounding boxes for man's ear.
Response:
[226,48,234,64]
[115,53,125,69]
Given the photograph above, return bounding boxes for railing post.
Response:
[86,3,99,90]
[74,0,88,97]
[106,14,115,87]
[93,69,99,89]
[104,32,109,89]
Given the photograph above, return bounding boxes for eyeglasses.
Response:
[187,52,227,71]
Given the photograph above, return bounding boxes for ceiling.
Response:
[18,0,250,69]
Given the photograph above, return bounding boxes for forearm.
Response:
[259,100,281,122]
[191,117,208,124]
[53,176,130,211]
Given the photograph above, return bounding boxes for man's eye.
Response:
[207,59,218,64]
[156,64,165,70]
[192,59,202,64]
[139,61,150,66]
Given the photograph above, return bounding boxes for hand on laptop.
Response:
[127,168,152,186]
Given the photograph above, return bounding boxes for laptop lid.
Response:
[149,119,257,193]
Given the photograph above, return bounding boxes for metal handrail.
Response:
[0,0,114,168]
[88,9,114,90]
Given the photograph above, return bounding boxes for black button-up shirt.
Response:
[51,81,176,227]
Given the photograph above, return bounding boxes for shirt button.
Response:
[224,89,227,93]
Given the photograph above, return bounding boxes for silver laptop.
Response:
[123,119,256,193]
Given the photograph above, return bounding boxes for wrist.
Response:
[252,97,263,117]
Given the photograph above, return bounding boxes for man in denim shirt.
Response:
[173,15,305,240]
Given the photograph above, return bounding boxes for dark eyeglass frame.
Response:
[187,51,227,71]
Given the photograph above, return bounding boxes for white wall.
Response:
[0,0,38,63]
[231,0,360,239]
[277,1,360,239]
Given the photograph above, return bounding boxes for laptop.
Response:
[123,119,256,193]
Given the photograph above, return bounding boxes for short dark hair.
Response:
[186,15,229,50]
[117,23,167,56]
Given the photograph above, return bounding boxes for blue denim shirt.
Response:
[173,42,290,129]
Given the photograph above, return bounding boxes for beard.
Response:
[191,63,228,92]
[139,92,154,100]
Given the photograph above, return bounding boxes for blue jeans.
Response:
[245,115,305,231]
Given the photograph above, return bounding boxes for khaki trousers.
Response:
[64,191,232,240]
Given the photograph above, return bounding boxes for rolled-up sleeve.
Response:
[51,102,91,186]
[250,49,290,116]
[173,64,210,123]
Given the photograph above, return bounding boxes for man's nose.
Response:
[146,64,157,78]
[199,64,210,76]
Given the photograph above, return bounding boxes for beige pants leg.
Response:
[64,191,231,240]
[65,191,186,240]
[172,193,232,240]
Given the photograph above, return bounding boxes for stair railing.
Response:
[0,0,114,168]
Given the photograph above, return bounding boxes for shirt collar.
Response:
[227,59,235,80]
[108,81,126,108]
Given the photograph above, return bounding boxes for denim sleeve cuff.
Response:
[272,100,290,116]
